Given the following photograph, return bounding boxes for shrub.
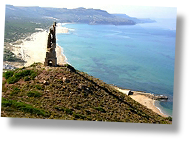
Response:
[2,97,50,117]
[7,76,19,84]
[167,116,172,121]
[10,87,20,95]
[30,62,40,67]
[7,70,38,83]
[65,108,73,115]
[35,85,43,90]
[24,76,31,81]
[3,70,14,79]
[15,70,32,78]
[2,80,6,86]
[23,70,32,76]
[1,86,8,92]
[55,106,64,111]
[55,106,73,115]
[94,107,106,113]
[2,72,6,77]
[73,113,85,119]
[27,91,42,97]
[30,72,37,80]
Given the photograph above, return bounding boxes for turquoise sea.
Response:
[57,19,176,116]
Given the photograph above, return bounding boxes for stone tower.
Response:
[44,22,57,67]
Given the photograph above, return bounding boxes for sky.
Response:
[4,0,177,19]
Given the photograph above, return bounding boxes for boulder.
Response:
[43,80,49,85]
[63,77,70,83]
[78,84,87,90]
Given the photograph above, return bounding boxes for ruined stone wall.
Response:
[44,22,57,67]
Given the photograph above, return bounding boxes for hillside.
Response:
[1,63,171,124]
[4,5,157,43]
[5,5,136,26]
[113,14,156,23]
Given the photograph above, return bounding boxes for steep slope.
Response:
[1,63,171,124]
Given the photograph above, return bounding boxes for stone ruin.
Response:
[44,22,57,67]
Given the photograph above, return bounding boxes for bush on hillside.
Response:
[24,76,31,81]
[27,91,42,97]
[2,97,50,117]
[3,70,14,79]
[10,87,20,96]
[7,76,19,84]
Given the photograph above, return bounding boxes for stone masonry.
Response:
[44,22,57,67]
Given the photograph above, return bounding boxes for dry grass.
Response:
[1,63,171,124]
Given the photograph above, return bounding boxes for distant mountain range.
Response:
[112,14,156,23]
[5,5,156,25]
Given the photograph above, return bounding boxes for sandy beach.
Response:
[56,23,69,34]
[11,24,69,67]
[115,87,168,117]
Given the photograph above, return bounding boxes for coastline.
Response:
[5,22,169,118]
[56,23,70,65]
[6,25,69,67]
[55,23,169,118]
[114,87,168,117]
[56,23,69,34]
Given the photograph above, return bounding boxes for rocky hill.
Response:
[1,63,171,124]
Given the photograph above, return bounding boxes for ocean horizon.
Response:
[57,19,176,116]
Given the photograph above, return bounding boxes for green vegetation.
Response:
[30,62,40,67]
[3,49,24,62]
[167,116,172,121]
[5,5,136,41]
[7,76,20,84]
[27,91,42,97]
[10,87,20,96]
[24,76,31,81]
[35,85,43,90]
[2,97,50,117]
[4,69,38,84]
[2,72,6,77]
[55,106,73,115]
[4,17,52,42]
[94,107,106,113]
[3,70,14,79]
[31,72,38,80]
[1,63,172,124]
[73,113,86,119]
[15,70,32,78]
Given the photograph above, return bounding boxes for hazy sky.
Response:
[5,0,177,19]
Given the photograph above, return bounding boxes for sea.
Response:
[57,18,176,116]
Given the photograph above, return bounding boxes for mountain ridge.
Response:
[5,5,155,25]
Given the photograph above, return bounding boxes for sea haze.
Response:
[57,19,176,116]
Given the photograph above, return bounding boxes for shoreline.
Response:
[114,86,168,117]
[5,25,69,68]
[56,23,69,34]
[54,23,169,118]
[154,101,167,116]
[4,22,169,118]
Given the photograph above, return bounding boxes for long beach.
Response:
[11,24,68,67]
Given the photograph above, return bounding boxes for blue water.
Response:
[57,19,176,116]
